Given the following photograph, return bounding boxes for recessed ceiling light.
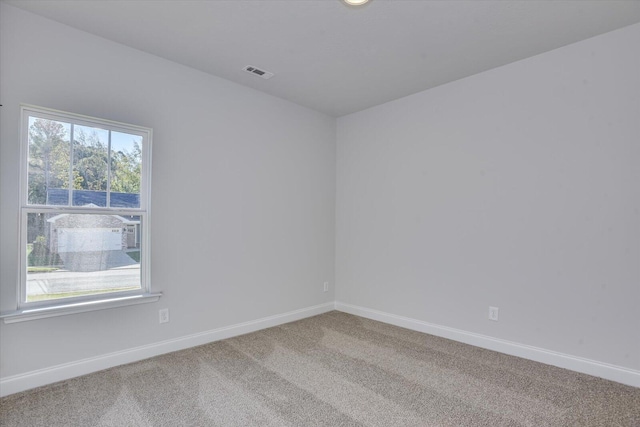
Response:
[343,0,369,6]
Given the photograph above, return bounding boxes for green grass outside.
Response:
[127,251,141,262]
[27,267,60,273]
[27,286,141,302]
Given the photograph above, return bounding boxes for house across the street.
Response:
[46,210,140,254]
[29,189,143,272]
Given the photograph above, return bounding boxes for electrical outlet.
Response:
[489,306,499,321]
[323,282,329,292]
[159,308,169,324]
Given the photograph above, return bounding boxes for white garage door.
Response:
[57,228,122,253]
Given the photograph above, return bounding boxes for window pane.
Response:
[72,125,109,207]
[26,212,142,302]
[110,131,142,208]
[27,117,71,205]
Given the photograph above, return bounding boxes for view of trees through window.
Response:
[27,117,142,206]
[22,111,149,304]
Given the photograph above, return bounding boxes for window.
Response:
[12,105,155,317]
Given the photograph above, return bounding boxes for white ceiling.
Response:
[5,0,640,117]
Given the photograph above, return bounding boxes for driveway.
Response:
[58,250,138,272]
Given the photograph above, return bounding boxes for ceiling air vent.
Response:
[243,65,274,80]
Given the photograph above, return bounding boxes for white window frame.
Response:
[2,105,159,323]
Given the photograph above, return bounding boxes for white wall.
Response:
[2,2,638,392]
[0,4,335,379]
[336,23,640,371]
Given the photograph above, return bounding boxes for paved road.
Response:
[27,265,141,296]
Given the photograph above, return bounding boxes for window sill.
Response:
[0,293,162,324]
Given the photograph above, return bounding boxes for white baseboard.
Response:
[335,301,640,388]
[3,301,637,397]
[0,302,335,397]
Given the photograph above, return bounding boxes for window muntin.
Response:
[20,106,151,308]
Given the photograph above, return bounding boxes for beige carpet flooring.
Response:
[1,311,639,426]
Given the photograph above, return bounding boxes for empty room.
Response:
[0,0,639,425]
